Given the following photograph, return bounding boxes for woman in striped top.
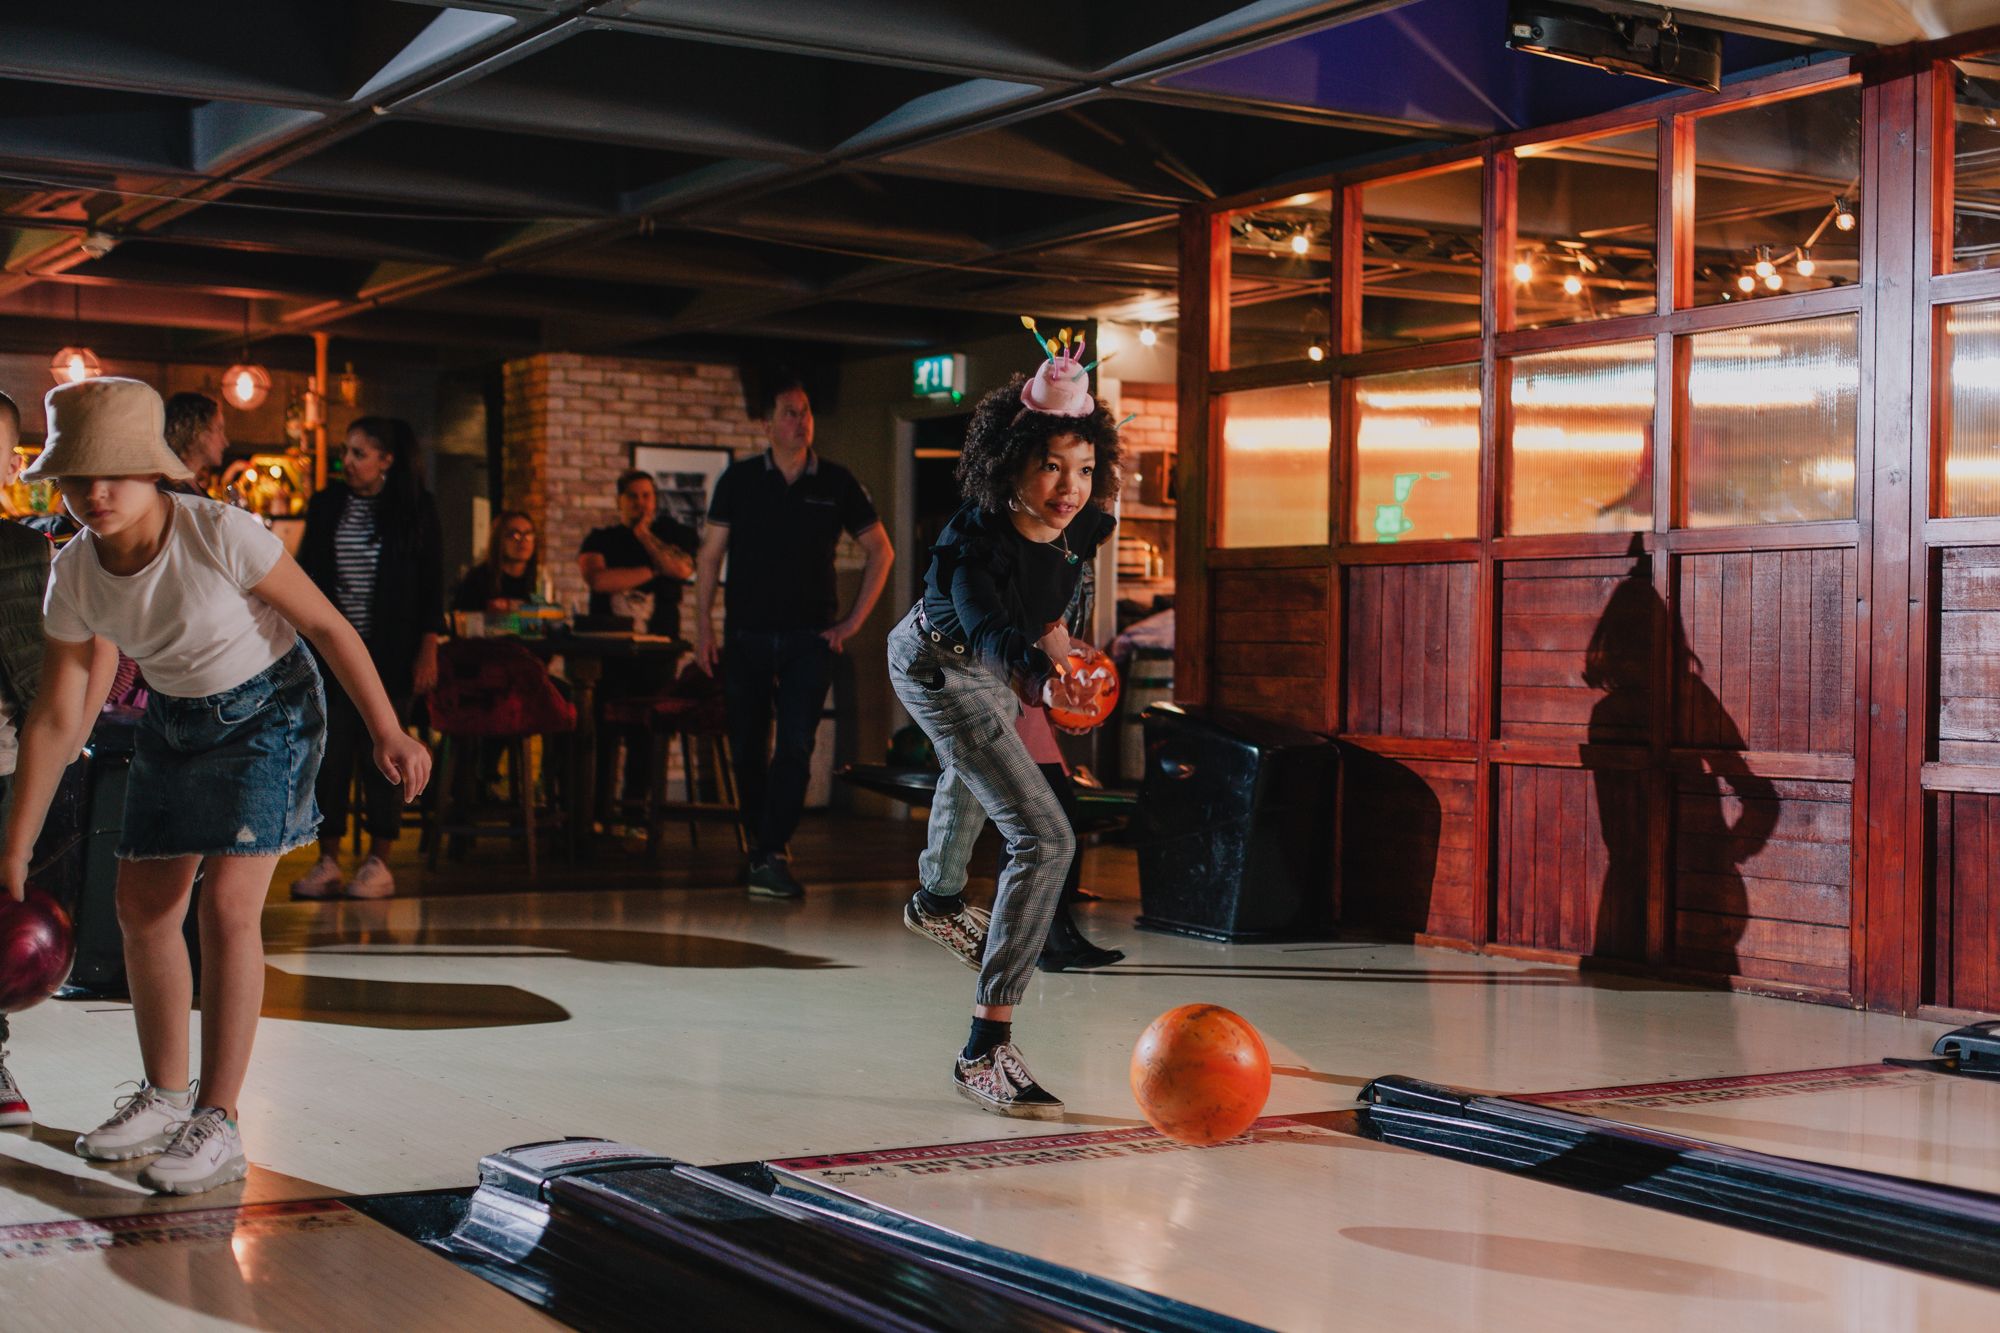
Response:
[291,417,444,900]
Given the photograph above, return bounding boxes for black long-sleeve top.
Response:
[298,485,446,699]
[918,500,1116,688]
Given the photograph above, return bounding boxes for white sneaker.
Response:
[290,856,344,901]
[346,856,394,900]
[76,1082,194,1161]
[137,1108,247,1195]
[0,1051,29,1127]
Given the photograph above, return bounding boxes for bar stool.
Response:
[425,639,578,877]
[600,664,745,860]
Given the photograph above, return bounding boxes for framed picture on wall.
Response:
[631,443,733,533]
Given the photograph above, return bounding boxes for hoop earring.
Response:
[1007,495,1020,512]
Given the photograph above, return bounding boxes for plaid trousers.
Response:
[887,606,1072,1007]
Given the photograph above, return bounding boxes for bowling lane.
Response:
[1,1199,566,1333]
[781,1115,2000,1332]
[1516,1063,2000,1194]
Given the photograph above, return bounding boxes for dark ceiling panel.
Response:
[263,119,717,215]
[410,29,973,157]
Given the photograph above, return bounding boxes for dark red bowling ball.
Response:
[0,887,75,1013]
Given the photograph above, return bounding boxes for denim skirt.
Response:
[118,642,327,860]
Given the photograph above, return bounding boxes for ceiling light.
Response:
[1513,260,1534,284]
[1138,324,1158,347]
[1834,197,1856,231]
[1795,249,1816,278]
[1290,231,1311,255]
[1306,342,1326,362]
[49,346,99,386]
[1763,272,1784,290]
[1753,248,1775,278]
[1562,274,1583,296]
[1736,273,1756,292]
[223,363,271,411]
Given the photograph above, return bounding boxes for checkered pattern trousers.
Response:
[887,606,1072,1007]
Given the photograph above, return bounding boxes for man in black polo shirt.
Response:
[694,375,893,899]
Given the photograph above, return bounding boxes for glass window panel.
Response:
[1940,300,2000,517]
[1951,50,2000,274]
[1506,340,1655,536]
[1681,314,1858,528]
[1222,190,1331,370]
[1216,382,1330,548]
[1351,364,1480,543]
[1690,84,1861,307]
[1358,163,1483,350]
[1514,129,1659,329]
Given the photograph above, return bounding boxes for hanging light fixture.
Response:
[335,360,361,405]
[1736,272,1757,293]
[1833,196,1857,231]
[1795,248,1816,278]
[1753,246,1775,278]
[1513,257,1535,284]
[49,287,101,386]
[1561,273,1584,296]
[1289,229,1311,256]
[1137,324,1157,347]
[222,300,271,411]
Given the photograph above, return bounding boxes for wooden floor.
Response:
[2,814,1995,1330]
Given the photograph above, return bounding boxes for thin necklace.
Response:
[1052,525,1076,565]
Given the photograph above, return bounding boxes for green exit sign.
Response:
[913,353,965,401]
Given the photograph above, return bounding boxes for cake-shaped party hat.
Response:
[1018,316,1100,417]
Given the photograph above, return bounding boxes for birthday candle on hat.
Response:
[1020,315,1056,360]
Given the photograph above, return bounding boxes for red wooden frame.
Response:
[1179,32,2000,1015]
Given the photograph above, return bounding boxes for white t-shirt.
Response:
[44,494,295,698]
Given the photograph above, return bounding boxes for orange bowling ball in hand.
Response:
[1130,1004,1272,1146]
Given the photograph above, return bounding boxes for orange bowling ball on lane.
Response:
[1130,1004,1272,1146]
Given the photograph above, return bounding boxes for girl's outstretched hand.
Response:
[374,731,434,803]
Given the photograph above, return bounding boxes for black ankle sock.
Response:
[917,888,962,918]
[963,1017,1011,1061]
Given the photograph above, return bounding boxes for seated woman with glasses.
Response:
[454,511,541,615]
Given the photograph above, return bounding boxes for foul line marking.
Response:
[1515,1062,1938,1110]
[0,1199,358,1261]
[771,1111,1356,1181]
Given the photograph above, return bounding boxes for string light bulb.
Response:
[1764,272,1784,290]
[1290,231,1311,255]
[1513,259,1534,284]
[1833,196,1856,231]
[1736,273,1757,293]
[1562,273,1583,296]
[1138,324,1157,347]
[1753,247,1775,278]
[1306,340,1326,362]
[1795,249,1816,278]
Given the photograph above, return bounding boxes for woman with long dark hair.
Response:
[888,349,1122,1118]
[453,510,540,613]
[291,416,444,900]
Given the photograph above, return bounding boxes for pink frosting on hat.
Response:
[1020,355,1095,416]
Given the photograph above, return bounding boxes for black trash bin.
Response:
[1134,704,1338,942]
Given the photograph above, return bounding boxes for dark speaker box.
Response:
[1134,704,1338,942]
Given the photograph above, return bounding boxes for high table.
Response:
[516,630,690,859]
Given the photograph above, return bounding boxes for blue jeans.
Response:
[723,629,833,860]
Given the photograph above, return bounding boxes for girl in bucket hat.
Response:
[0,377,432,1195]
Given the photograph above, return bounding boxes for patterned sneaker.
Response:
[903,894,989,971]
[953,1042,1065,1120]
[76,1082,194,1161]
[137,1108,247,1196]
[0,1050,29,1127]
[346,855,395,900]
[290,856,343,901]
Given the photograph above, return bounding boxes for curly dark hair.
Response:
[956,374,1123,514]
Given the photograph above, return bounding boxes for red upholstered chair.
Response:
[425,639,577,876]
[600,663,744,859]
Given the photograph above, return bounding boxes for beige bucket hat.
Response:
[22,377,194,482]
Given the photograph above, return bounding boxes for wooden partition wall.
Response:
[1175,33,2000,1018]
